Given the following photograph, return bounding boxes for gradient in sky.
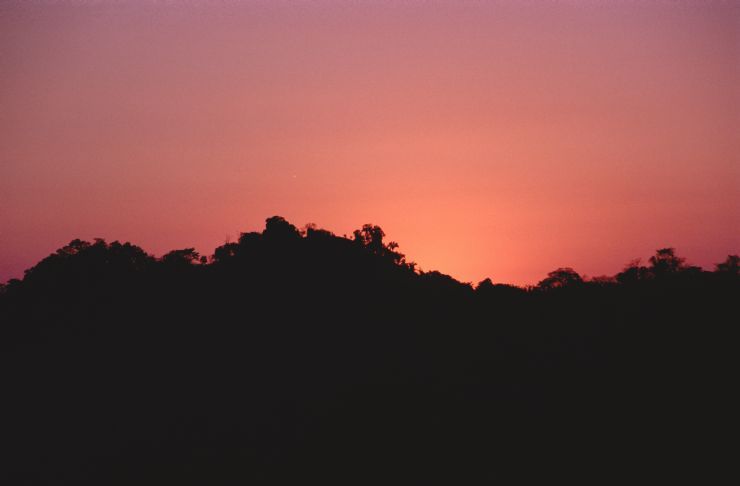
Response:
[1,1,738,285]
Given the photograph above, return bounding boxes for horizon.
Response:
[1,1,738,286]
[1,215,735,288]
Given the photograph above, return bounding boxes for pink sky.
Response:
[1,1,738,285]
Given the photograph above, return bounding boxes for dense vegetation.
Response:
[1,216,736,484]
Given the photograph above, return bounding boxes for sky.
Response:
[1,0,738,286]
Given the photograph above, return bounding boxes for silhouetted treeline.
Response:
[1,217,736,484]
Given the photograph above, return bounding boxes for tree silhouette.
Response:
[353,224,387,254]
[537,267,583,290]
[353,223,411,268]
[161,248,201,266]
[616,258,652,283]
[715,254,739,275]
[649,247,686,276]
[264,215,301,242]
[212,242,239,263]
[476,277,496,291]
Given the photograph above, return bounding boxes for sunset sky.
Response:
[1,1,738,285]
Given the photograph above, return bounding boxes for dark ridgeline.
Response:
[0,216,736,484]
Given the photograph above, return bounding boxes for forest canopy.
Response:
[0,216,736,483]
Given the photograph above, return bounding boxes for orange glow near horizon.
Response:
[1,1,738,285]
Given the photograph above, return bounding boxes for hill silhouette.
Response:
[1,216,736,484]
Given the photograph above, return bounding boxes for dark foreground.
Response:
[1,217,736,483]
